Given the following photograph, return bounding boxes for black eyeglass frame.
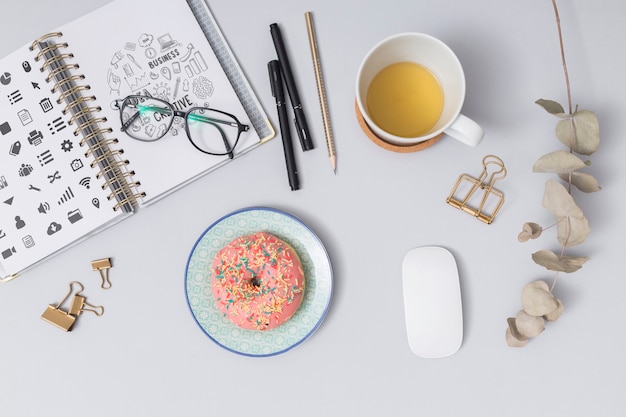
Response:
[114,95,249,159]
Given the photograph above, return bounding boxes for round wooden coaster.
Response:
[355,100,443,153]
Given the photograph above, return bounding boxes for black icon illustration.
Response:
[125,72,149,92]
[9,141,21,156]
[1,247,16,259]
[60,139,73,152]
[107,69,121,95]
[37,150,54,166]
[68,209,83,224]
[161,67,171,80]
[47,116,67,134]
[57,186,75,205]
[31,82,40,90]
[0,121,11,135]
[22,235,35,248]
[123,63,134,78]
[180,44,194,61]
[70,159,83,171]
[128,54,142,69]
[15,216,25,229]
[4,197,14,205]
[27,130,43,146]
[28,184,41,191]
[18,163,33,177]
[48,171,61,183]
[153,82,170,100]
[92,198,100,209]
[172,77,181,100]
[79,177,91,189]
[0,72,11,86]
[0,175,8,189]
[138,33,154,47]
[39,97,53,113]
[192,76,213,100]
[8,90,23,105]
[22,61,31,73]
[18,109,33,126]
[38,202,50,214]
[111,51,124,69]
[158,33,179,53]
[47,222,62,235]
[145,47,157,59]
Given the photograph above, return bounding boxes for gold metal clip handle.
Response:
[91,258,112,289]
[68,295,104,317]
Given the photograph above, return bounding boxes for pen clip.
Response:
[293,114,303,135]
[268,60,283,101]
[268,62,278,98]
[293,108,311,150]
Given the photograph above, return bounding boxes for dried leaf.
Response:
[532,249,589,273]
[544,298,564,322]
[521,280,558,316]
[555,110,600,155]
[533,150,588,173]
[506,327,528,347]
[515,310,545,338]
[542,179,590,247]
[507,317,529,342]
[527,279,550,292]
[559,172,602,193]
[535,99,566,117]
[518,222,543,242]
[557,216,590,247]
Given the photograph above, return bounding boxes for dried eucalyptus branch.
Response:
[552,0,573,114]
[506,0,601,347]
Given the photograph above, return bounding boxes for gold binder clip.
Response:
[40,281,83,331]
[68,294,104,317]
[446,155,507,224]
[91,258,112,289]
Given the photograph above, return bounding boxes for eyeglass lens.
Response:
[120,96,173,141]
[120,96,242,156]
[185,108,240,155]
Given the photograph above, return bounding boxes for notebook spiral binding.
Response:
[30,32,145,213]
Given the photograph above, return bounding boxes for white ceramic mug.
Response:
[356,33,483,147]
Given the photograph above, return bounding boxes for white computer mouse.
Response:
[402,246,463,358]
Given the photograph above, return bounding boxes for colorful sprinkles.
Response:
[211,232,306,331]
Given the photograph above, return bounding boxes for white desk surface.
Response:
[1,1,625,416]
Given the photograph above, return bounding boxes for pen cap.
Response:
[268,60,283,99]
[269,24,288,62]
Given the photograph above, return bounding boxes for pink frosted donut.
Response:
[211,232,305,330]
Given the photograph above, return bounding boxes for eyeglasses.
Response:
[114,95,249,159]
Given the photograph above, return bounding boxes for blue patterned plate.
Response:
[185,207,333,356]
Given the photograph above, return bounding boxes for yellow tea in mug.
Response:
[366,62,443,138]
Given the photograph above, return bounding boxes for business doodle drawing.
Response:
[106,31,215,136]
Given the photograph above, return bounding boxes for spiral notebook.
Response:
[0,0,273,281]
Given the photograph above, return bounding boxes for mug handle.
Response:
[444,114,484,147]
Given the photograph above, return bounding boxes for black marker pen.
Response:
[270,23,314,151]
[268,60,299,191]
